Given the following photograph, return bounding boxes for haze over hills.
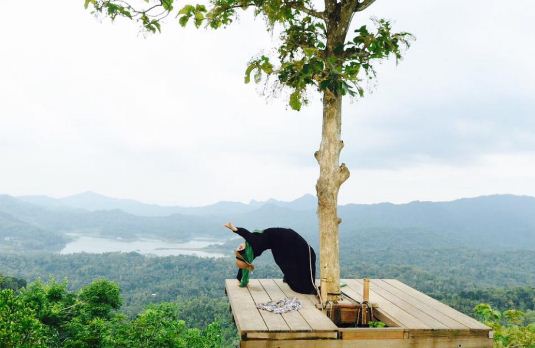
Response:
[19,191,317,216]
[1,192,535,253]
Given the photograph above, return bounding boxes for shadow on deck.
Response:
[225,278,493,348]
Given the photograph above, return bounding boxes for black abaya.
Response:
[235,227,316,294]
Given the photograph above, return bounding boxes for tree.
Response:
[0,274,26,291]
[0,278,225,347]
[474,304,535,347]
[84,0,413,303]
[0,289,52,347]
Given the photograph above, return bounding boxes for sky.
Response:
[0,0,534,206]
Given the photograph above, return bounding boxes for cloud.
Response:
[336,0,535,170]
[342,94,535,169]
[0,0,534,205]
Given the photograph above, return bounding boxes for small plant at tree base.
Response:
[84,0,413,303]
[368,321,385,328]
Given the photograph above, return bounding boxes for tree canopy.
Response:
[0,278,223,347]
[84,0,413,110]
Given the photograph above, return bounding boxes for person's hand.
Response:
[224,222,238,232]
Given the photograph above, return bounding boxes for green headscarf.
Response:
[239,241,255,287]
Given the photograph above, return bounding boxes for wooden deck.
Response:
[226,279,493,347]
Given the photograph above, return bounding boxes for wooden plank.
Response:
[342,280,400,327]
[225,279,268,333]
[340,328,406,340]
[241,336,493,348]
[372,279,468,330]
[274,279,338,332]
[241,340,340,348]
[246,331,339,339]
[339,285,399,328]
[231,278,493,347]
[405,329,491,338]
[355,279,449,329]
[384,279,491,330]
[247,279,290,331]
[343,279,429,329]
[258,279,312,331]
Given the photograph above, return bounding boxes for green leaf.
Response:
[194,12,205,27]
[152,20,161,33]
[179,16,189,27]
[178,5,195,15]
[118,7,132,19]
[318,80,330,91]
[260,56,273,74]
[289,91,302,111]
[244,64,255,84]
[302,47,315,57]
[83,0,94,10]
[162,0,174,11]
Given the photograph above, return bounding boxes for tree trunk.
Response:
[315,89,350,304]
[315,0,353,305]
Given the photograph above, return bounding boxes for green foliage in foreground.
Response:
[0,279,224,348]
[0,273,26,291]
[475,304,535,348]
[1,250,534,317]
[1,249,534,347]
[2,276,535,348]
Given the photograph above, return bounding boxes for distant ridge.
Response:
[20,191,181,217]
[18,192,535,217]
[18,192,318,217]
[2,193,535,252]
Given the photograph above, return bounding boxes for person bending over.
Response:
[224,222,317,295]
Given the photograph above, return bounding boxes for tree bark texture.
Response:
[316,90,350,303]
[316,1,353,304]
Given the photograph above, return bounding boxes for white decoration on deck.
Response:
[256,297,302,314]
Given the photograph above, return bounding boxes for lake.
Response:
[60,235,226,257]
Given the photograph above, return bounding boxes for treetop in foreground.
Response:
[0,278,224,347]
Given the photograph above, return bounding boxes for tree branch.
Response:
[338,163,350,184]
[354,0,376,12]
[340,48,370,60]
[285,1,325,19]
[113,0,160,15]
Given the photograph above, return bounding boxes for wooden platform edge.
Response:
[226,279,494,347]
[339,327,491,340]
[240,336,493,348]
[225,279,268,334]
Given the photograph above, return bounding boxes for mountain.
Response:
[268,194,317,211]
[0,205,68,252]
[20,192,182,217]
[2,193,535,253]
[18,192,317,217]
[337,194,535,249]
[0,194,225,250]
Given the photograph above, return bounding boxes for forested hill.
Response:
[1,193,534,252]
[1,193,535,346]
